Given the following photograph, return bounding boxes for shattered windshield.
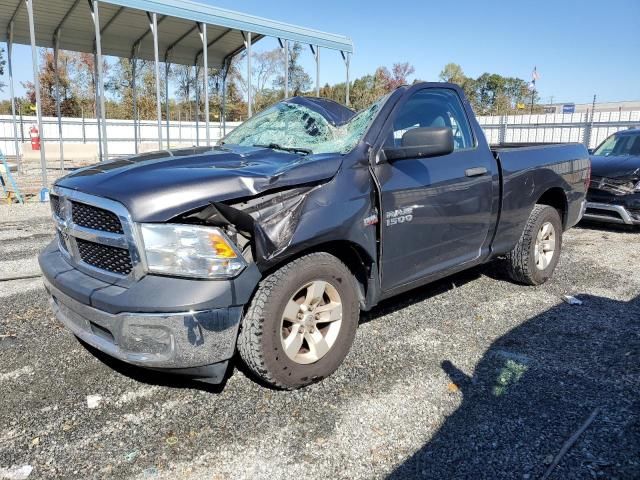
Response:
[222,96,388,155]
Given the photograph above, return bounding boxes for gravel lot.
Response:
[0,204,638,479]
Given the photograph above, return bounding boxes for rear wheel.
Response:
[504,204,563,285]
[237,253,360,390]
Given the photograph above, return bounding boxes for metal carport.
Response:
[0,0,354,189]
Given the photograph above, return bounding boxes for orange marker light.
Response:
[209,233,237,258]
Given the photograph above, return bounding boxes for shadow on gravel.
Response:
[389,294,640,480]
[78,339,229,394]
[577,220,639,233]
[361,266,485,324]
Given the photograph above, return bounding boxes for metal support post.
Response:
[90,0,108,161]
[246,32,252,117]
[311,45,320,96]
[342,51,350,106]
[7,21,21,171]
[93,54,103,160]
[194,64,200,146]
[279,38,289,99]
[81,106,86,143]
[131,56,139,153]
[25,0,48,188]
[53,32,65,172]
[199,22,210,146]
[149,12,163,150]
[165,60,171,148]
[221,58,229,136]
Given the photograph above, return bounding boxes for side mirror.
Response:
[382,127,454,162]
[587,148,594,154]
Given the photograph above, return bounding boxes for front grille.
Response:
[50,195,63,219]
[57,230,68,253]
[72,201,124,234]
[76,238,133,275]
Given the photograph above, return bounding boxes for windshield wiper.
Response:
[253,143,312,155]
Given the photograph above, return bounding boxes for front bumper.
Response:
[40,241,261,376]
[583,202,640,225]
[45,277,242,370]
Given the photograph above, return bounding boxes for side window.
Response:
[386,88,474,150]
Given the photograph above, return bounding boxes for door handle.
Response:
[465,167,488,177]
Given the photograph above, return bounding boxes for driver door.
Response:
[373,87,496,292]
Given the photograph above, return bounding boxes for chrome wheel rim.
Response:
[535,221,556,270]
[280,280,343,365]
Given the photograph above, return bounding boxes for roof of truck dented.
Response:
[285,97,356,126]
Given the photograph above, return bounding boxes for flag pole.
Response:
[530,66,538,114]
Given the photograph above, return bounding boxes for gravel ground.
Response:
[0,205,638,480]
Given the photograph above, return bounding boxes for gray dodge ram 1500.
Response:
[39,83,590,389]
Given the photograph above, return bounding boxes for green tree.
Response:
[439,63,466,84]
[107,58,159,120]
[275,42,311,96]
[22,49,80,117]
[0,47,5,92]
[174,64,195,120]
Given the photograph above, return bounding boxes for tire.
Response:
[237,252,360,390]
[504,204,563,286]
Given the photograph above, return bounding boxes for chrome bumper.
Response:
[583,202,640,226]
[44,278,242,369]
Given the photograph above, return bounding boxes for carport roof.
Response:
[0,0,354,67]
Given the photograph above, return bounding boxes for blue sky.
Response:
[1,0,639,104]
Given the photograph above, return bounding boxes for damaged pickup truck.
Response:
[583,128,640,226]
[39,83,590,389]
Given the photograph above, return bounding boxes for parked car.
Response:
[39,83,590,389]
[583,128,640,226]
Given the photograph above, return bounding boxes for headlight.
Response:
[140,224,247,278]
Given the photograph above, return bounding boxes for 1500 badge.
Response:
[386,207,414,226]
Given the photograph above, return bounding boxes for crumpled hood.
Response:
[56,146,343,222]
[590,154,640,179]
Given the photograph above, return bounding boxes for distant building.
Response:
[543,100,640,114]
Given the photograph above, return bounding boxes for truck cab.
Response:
[40,83,590,389]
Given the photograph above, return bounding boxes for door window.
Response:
[387,88,475,150]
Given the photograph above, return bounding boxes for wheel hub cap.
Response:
[280,280,343,365]
[534,221,556,270]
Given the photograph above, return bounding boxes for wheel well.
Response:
[266,241,374,302]
[537,188,568,228]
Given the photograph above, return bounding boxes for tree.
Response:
[232,48,284,115]
[174,64,195,120]
[0,48,5,92]
[439,63,466,84]
[378,62,415,90]
[107,58,160,120]
[437,63,540,115]
[275,42,311,96]
[22,49,80,117]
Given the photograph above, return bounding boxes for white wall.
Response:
[2,110,640,160]
[477,110,640,148]
[0,115,241,158]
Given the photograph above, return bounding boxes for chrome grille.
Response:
[71,201,124,234]
[57,230,68,253]
[50,194,63,219]
[76,239,133,275]
[51,187,143,283]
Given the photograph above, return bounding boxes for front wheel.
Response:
[237,252,360,390]
[504,204,563,286]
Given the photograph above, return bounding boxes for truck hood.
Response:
[56,145,343,222]
[590,154,640,178]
